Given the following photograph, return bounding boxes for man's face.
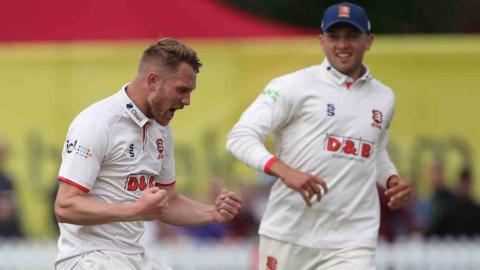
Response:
[147,62,196,126]
[319,23,373,77]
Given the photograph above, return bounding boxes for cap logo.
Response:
[338,5,351,18]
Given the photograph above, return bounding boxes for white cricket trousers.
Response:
[55,250,173,270]
[258,235,375,270]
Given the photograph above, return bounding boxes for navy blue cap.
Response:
[321,2,371,33]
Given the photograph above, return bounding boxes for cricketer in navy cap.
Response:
[321,2,371,33]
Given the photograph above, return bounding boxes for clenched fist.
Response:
[213,188,242,223]
[136,187,169,220]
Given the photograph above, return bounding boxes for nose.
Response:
[337,36,349,49]
[181,92,190,106]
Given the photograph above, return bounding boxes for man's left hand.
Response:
[384,175,412,210]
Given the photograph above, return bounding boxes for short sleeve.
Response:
[58,115,108,192]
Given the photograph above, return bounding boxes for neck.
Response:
[350,65,366,81]
[125,80,151,118]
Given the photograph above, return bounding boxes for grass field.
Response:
[0,35,479,237]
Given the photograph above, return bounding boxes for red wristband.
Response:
[263,156,278,174]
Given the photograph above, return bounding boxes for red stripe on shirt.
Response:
[142,124,147,149]
[58,176,90,192]
[264,156,278,174]
[156,181,176,187]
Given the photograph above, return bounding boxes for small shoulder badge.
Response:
[263,88,280,101]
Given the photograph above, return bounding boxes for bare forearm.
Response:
[267,158,328,207]
[55,195,137,225]
[268,159,291,178]
[159,193,214,226]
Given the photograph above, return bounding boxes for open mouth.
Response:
[166,105,184,119]
[168,108,176,119]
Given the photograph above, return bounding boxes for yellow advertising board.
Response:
[0,36,479,237]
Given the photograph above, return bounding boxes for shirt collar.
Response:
[116,83,150,127]
[320,59,373,86]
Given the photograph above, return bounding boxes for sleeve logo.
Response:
[65,139,93,159]
[262,88,280,101]
[65,139,77,153]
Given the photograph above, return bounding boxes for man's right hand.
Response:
[269,160,328,207]
[135,187,169,220]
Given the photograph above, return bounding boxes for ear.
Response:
[366,34,374,51]
[318,33,325,48]
[146,72,159,90]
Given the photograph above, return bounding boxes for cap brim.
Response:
[322,19,367,33]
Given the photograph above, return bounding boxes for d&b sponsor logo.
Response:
[324,134,373,158]
[124,174,159,191]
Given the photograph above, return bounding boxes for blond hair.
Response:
[140,38,202,73]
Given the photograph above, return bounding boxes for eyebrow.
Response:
[178,86,193,92]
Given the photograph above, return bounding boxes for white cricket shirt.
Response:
[227,59,398,249]
[56,85,176,264]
